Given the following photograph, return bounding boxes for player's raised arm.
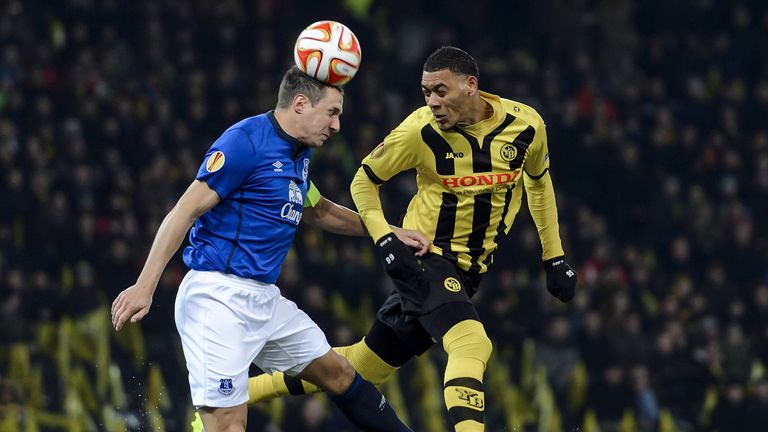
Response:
[522,124,577,302]
[111,179,220,330]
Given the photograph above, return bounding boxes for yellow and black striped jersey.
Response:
[352,91,564,273]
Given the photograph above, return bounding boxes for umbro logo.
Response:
[272,161,283,172]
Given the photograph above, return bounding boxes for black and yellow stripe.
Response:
[355,90,556,273]
[416,112,536,273]
[444,377,485,428]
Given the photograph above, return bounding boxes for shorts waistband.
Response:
[187,269,276,290]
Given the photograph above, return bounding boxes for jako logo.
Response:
[445,151,464,159]
[442,171,520,188]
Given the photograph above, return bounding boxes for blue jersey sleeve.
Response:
[196,128,255,199]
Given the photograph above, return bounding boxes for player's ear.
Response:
[293,94,309,114]
[465,75,478,96]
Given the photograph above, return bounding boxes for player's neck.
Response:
[273,109,302,139]
[459,95,493,127]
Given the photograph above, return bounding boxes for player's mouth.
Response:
[434,114,447,123]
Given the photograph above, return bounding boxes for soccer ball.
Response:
[293,20,362,86]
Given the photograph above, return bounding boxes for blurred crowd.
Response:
[1,0,767,431]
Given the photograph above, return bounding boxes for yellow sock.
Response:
[247,337,398,404]
[246,371,321,404]
[442,320,492,432]
[335,338,397,385]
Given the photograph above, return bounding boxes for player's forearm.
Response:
[306,196,367,236]
[135,205,197,290]
[524,171,565,260]
[135,180,218,290]
[350,167,393,242]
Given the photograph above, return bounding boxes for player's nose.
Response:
[329,117,340,133]
[427,93,441,108]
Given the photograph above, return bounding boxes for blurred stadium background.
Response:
[1,0,767,431]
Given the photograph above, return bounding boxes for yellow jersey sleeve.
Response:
[523,124,565,260]
[350,167,392,242]
[358,110,425,182]
[523,123,550,178]
[351,110,425,242]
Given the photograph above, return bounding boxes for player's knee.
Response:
[199,406,246,432]
[324,352,356,395]
[443,320,493,365]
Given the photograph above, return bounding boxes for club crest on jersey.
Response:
[302,159,310,181]
[206,151,226,172]
[500,143,517,162]
[444,277,461,292]
[218,378,234,395]
[288,180,303,205]
[282,180,304,224]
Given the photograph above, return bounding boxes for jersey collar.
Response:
[454,91,505,135]
[267,110,307,147]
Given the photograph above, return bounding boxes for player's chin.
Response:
[309,137,327,147]
[434,115,454,130]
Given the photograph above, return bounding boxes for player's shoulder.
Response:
[217,113,274,151]
[224,114,270,137]
[397,106,434,130]
[497,96,546,129]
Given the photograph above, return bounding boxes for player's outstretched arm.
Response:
[303,192,430,255]
[111,180,220,330]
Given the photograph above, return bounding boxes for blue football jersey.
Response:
[183,111,313,284]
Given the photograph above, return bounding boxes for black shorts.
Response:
[374,253,483,358]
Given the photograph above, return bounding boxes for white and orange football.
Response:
[293,20,361,86]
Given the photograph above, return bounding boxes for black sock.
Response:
[330,373,413,432]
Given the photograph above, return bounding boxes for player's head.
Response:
[421,46,480,130]
[276,67,344,147]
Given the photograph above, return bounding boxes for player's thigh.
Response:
[254,295,332,377]
[417,255,480,339]
[175,271,274,408]
[198,404,247,432]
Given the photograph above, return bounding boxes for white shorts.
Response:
[174,269,331,408]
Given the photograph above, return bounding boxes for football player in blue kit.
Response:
[111,67,427,432]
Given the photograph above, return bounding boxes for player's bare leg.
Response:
[247,337,399,403]
[197,404,247,432]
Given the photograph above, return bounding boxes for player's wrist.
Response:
[376,232,399,248]
[134,276,160,294]
[370,226,395,244]
[543,256,566,270]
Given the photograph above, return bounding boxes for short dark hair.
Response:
[276,67,342,108]
[423,46,479,79]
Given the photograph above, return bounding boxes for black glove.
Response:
[544,256,577,302]
[377,233,427,318]
[377,233,424,280]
